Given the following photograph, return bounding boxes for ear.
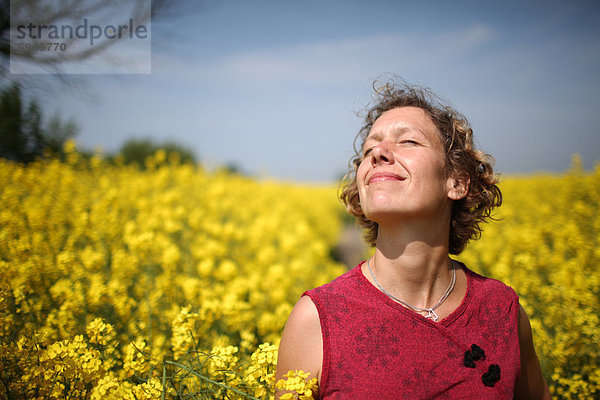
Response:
[447,173,470,200]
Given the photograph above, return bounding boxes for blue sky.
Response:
[47,0,600,182]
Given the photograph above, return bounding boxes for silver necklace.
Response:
[366,258,456,322]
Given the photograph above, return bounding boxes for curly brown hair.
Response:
[340,78,502,255]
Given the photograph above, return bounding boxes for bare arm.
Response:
[275,296,323,398]
[514,304,552,399]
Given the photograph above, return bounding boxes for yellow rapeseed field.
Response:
[0,144,598,399]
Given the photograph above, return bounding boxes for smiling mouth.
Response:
[368,173,405,184]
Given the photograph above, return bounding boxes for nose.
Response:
[370,141,395,165]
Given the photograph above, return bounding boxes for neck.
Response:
[364,217,453,309]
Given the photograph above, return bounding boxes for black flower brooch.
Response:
[463,344,501,387]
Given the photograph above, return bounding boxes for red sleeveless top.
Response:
[303,261,521,399]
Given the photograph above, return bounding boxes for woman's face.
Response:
[357,106,460,225]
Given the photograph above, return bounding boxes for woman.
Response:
[276,80,551,399]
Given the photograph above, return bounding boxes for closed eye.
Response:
[399,139,419,145]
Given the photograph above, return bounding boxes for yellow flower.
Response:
[276,370,318,400]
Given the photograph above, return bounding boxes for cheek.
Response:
[414,153,447,178]
[356,163,368,188]
[356,165,370,207]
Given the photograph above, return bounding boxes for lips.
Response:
[368,172,406,184]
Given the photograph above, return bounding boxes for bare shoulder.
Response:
[287,295,321,327]
[275,296,323,387]
[514,304,552,399]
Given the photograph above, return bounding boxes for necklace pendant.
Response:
[424,309,439,322]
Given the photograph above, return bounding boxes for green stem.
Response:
[161,361,167,400]
[164,360,261,400]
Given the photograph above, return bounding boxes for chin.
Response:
[363,207,403,224]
